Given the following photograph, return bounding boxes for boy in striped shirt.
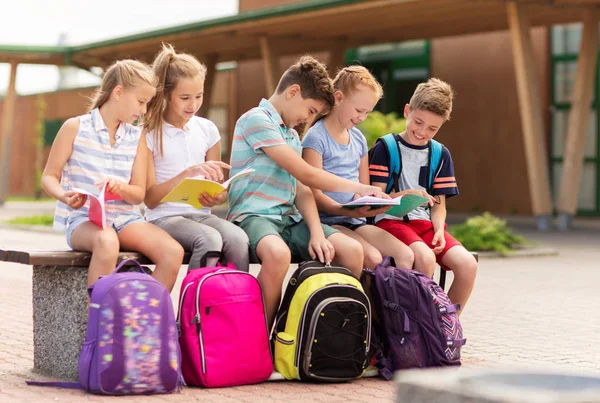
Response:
[227,56,384,326]
[369,78,477,315]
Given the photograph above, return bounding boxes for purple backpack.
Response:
[28,260,184,395]
[362,257,466,379]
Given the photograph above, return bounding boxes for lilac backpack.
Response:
[29,259,184,394]
[362,257,466,379]
[177,252,273,388]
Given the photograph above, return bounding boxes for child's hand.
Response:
[63,190,87,210]
[185,161,231,182]
[358,185,389,199]
[431,228,446,255]
[403,189,436,206]
[198,191,227,208]
[308,235,335,264]
[96,177,125,195]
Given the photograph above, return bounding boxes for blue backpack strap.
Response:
[380,133,401,193]
[427,139,443,194]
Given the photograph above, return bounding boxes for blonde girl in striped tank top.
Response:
[41,60,184,290]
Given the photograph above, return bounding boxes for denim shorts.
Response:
[66,215,145,249]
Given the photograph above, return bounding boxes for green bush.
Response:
[358,111,406,147]
[448,212,526,253]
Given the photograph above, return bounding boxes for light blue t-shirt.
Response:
[302,119,368,226]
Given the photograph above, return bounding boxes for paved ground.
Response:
[1,202,600,401]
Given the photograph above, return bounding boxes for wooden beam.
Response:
[556,8,600,230]
[506,1,554,230]
[259,36,280,96]
[328,39,348,76]
[225,67,239,170]
[0,61,18,205]
[198,53,218,118]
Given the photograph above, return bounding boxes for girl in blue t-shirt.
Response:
[302,66,423,269]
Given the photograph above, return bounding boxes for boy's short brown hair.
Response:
[409,78,454,121]
[275,55,335,111]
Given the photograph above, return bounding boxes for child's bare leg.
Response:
[354,225,414,269]
[442,246,477,315]
[332,226,382,269]
[256,235,292,328]
[69,222,120,287]
[409,241,436,277]
[118,222,184,292]
[327,233,364,278]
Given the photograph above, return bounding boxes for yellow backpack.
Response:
[272,261,371,381]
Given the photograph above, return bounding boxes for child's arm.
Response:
[430,195,447,254]
[144,142,230,209]
[264,144,383,197]
[113,135,148,205]
[295,181,335,264]
[41,118,88,209]
[303,150,390,218]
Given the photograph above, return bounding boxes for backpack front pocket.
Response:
[302,297,370,381]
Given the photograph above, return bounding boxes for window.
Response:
[550,23,600,215]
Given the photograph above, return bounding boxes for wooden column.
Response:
[556,9,600,230]
[0,61,18,205]
[198,53,218,119]
[225,67,239,168]
[259,36,280,96]
[506,2,554,230]
[328,39,348,76]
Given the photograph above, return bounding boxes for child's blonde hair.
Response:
[144,43,207,155]
[409,78,454,121]
[333,65,383,100]
[88,59,156,112]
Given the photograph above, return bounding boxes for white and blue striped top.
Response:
[53,108,143,231]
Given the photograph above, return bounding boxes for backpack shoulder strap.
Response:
[379,133,402,193]
[427,139,443,193]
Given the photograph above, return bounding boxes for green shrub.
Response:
[358,111,406,147]
[7,215,53,226]
[448,212,526,253]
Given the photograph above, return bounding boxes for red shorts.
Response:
[376,219,462,269]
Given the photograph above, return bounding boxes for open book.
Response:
[337,194,430,218]
[71,182,122,229]
[160,167,255,209]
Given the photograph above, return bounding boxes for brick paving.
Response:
[1,208,600,401]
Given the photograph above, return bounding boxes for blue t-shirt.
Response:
[302,119,368,226]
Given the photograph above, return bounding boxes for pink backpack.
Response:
[177,252,273,387]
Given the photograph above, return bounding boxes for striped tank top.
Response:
[53,108,142,231]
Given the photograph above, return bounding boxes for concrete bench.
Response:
[0,248,477,381]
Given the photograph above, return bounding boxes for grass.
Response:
[6,196,53,202]
[7,215,53,226]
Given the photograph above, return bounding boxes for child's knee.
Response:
[193,228,223,252]
[225,226,249,248]
[93,231,120,257]
[413,248,436,276]
[363,246,383,270]
[335,237,364,277]
[453,256,478,282]
[258,241,291,280]
[395,247,414,269]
